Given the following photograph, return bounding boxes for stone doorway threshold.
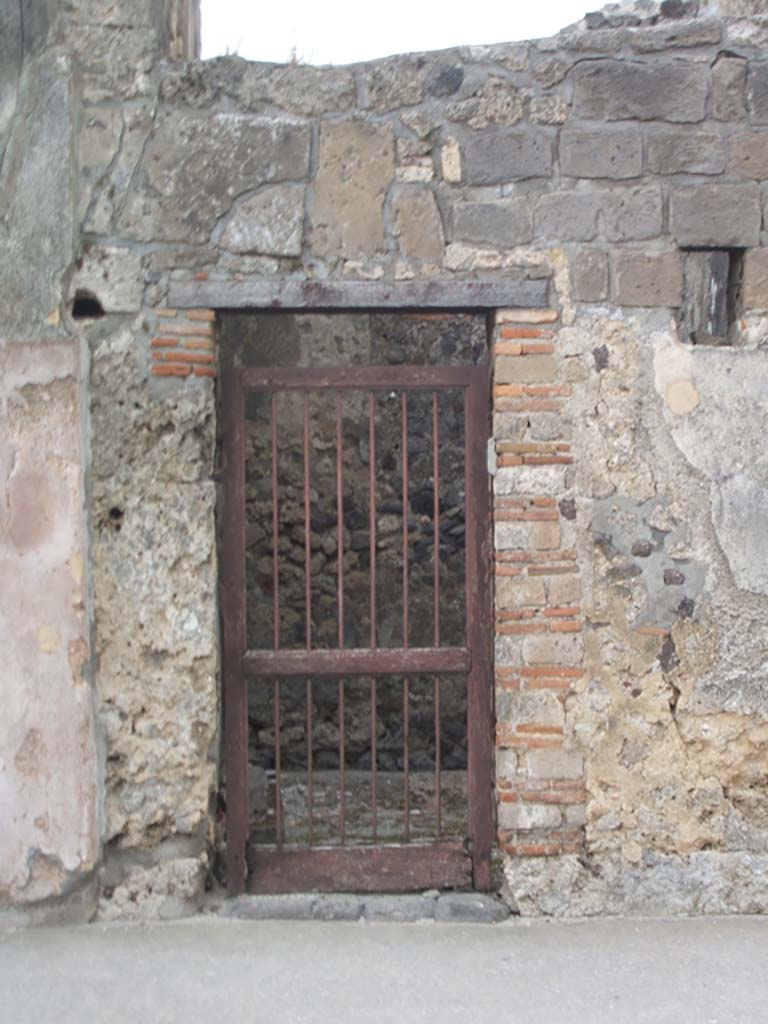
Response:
[208,890,510,923]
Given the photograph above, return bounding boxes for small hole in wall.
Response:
[679,248,744,346]
[97,506,124,533]
[107,507,124,532]
[72,289,105,320]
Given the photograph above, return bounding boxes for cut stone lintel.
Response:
[168,276,550,312]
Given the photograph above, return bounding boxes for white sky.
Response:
[201,0,591,65]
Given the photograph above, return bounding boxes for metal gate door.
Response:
[221,364,492,894]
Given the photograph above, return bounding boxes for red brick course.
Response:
[492,307,586,861]
[150,308,217,378]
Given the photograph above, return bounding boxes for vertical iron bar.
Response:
[337,392,346,844]
[402,392,410,842]
[433,391,441,639]
[369,392,378,842]
[466,366,493,890]
[433,391,442,839]
[304,393,312,643]
[337,392,345,647]
[403,676,410,843]
[339,677,346,846]
[369,393,377,648]
[274,679,282,848]
[271,395,282,849]
[221,370,247,894]
[306,678,313,844]
[304,392,313,843]
[402,392,409,648]
[272,394,280,650]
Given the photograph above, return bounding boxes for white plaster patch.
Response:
[181,610,200,634]
[662,347,768,595]
[666,379,700,415]
[653,336,696,411]
[69,552,84,586]
[37,625,61,653]
[495,464,569,497]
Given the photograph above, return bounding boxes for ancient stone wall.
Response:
[0,0,206,922]
[3,0,768,918]
[0,1,100,922]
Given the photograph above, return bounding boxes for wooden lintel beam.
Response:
[168,276,549,312]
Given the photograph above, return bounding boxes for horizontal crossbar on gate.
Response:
[236,365,481,391]
[246,840,472,894]
[242,647,471,677]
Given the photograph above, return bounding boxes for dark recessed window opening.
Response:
[679,248,744,346]
[72,289,105,319]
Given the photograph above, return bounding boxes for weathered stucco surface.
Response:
[512,306,768,915]
[2,0,768,919]
[0,342,99,914]
[88,321,218,919]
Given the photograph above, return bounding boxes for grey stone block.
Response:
[366,56,427,112]
[558,25,625,53]
[729,133,768,181]
[574,60,708,123]
[452,199,533,248]
[434,893,511,923]
[535,192,598,242]
[560,129,642,180]
[600,187,663,242]
[310,119,394,259]
[312,895,363,921]
[362,895,437,922]
[117,113,311,243]
[531,55,569,88]
[463,128,552,184]
[612,251,683,307]
[646,130,726,176]
[1,57,75,338]
[712,54,746,122]
[428,64,464,98]
[391,187,445,264]
[0,0,22,169]
[240,63,358,118]
[628,19,721,52]
[219,894,318,920]
[670,184,761,248]
[744,248,768,309]
[64,21,161,103]
[220,184,305,256]
[529,95,568,126]
[572,250,608,302]
[747,62,768,125]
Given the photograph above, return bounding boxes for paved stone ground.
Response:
[1,915,766,1024]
